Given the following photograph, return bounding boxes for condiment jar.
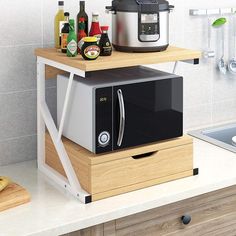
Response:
[81,37,100,60]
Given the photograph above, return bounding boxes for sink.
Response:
[188,123,236,153]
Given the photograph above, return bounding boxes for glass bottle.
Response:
[99,26,112,56]
[77,1,89,35]
[67,19,78,57]
[54,1,64,49]
[61,12,70,53]
[89,13,102,39]
[78,18,87,53]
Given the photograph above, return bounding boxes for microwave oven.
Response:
[57,66,183,154]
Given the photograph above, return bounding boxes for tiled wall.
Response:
[155,0,236,131]
[1,0,236,166]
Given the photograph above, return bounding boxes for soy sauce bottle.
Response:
[99,26,112,56]
[61,12,70,53]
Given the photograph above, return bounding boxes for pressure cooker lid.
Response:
[111,0,170,12]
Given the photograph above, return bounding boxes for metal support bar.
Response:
[40,101,90,197]
[37,58,91,204]
[181,59,199,65]
[37,57,86,78]
[37,62,46,168]
[190,7,236,16]
[39,162,91,203]
[57,72,74,142]
[172,61,178,74]
[172,58,199,74]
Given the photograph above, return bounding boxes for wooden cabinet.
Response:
[62,185,236,236]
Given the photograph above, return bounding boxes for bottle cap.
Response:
[101,26,109,31]
[83,37,98,43]
[64,12,70,16]
[92,12,99,16]
[58,1,64,6]
[69,19,75,25]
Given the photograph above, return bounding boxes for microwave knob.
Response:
[98,131,110,147]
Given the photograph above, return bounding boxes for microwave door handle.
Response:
[117,89,125,147]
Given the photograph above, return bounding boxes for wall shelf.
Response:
[190,7,236,16]
[35,46,201,203]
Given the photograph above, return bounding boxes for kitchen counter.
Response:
[1,137,236,236]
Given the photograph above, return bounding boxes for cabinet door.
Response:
[113,78,183,150]
[62,224,103,236]
[63,186,236,236]
[115,185,236,236]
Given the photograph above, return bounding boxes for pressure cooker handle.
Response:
[105,6,116,14]
[169,5,174,12]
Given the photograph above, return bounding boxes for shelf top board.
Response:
[35,46,201,72]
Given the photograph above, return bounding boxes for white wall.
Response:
[1,0,236,165]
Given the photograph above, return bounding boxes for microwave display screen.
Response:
[141,14,158,23]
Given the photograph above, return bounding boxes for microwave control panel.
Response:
[95,87,113,153]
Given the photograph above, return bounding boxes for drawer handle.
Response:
[181,215,192,225]
[132,151,157,160]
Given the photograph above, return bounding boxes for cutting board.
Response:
[0,183,30,212]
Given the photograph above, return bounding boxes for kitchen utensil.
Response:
[106,0,174,52]
[203,18,215,59]
[218,26,227,75]
[228,16,236,74]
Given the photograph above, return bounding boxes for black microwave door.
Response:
[113,78,183,150]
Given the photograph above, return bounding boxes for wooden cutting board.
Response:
[0,183,30,212]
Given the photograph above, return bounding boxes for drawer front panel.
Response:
[116,186,236,236]
[91,143,193,193]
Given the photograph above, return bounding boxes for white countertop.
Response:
[1,138,236,236]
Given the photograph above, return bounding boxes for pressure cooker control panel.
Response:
[138,13,160,42]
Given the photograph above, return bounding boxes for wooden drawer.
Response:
[46,133,193,201]
[62,186,236,236]
[91,144,193,194]
[115,185,236,236]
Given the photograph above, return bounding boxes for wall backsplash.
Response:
[1,0,236,166]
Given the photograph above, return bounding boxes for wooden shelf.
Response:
[35,45,200,202]
[35,46,201,73]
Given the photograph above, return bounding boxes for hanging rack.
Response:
[190,7,236,16]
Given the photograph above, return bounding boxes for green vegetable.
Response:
[212,17,227,27]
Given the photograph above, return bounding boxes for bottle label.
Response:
[67,39,77,55]
[78,38,84,50]
[103,46,112,53]
[59,21,66,36]
[83,45,100,59]
[61,33,68,49]
[59,21,66,46]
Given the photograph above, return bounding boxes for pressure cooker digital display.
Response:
[141,14,158,23]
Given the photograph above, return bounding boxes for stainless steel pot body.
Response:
[112,11,169,52]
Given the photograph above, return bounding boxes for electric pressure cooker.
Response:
[106,0,174,52]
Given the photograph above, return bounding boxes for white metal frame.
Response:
[36,55,198,204]
[37,56,91,204]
